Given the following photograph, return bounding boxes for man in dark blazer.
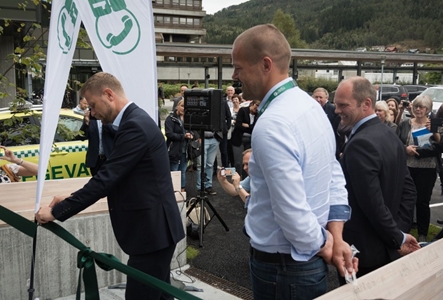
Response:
[36,72,185,300]
[312,87,347,159]
[231,100,259,177]
[79,111,115,176]
[335,76,419,281]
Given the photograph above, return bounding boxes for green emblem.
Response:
[89,0,141,55]
[57,0,79,54]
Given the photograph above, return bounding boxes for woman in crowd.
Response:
[388,108,397,123]
[165,99,196,192]
[386,98,398,111]
[0,145,38,183]
[375,100,397,131]
[397,95,440,242]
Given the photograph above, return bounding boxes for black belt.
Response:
[250,247,295,264]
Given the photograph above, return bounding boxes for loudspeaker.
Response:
[184,89,223,131]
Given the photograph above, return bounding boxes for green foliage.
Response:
[297,77,339,94]
[272,9,307,48]
[204,0,443,51]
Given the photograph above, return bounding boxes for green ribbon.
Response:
[0,205,201,300]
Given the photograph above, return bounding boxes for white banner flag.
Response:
[35,0,82,212]
[74,0,158,119]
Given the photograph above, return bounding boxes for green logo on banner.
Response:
[57,0,79,54]
[89,0,141,55]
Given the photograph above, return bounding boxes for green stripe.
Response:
[0,206,201,300]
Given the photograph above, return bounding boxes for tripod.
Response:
[186,131,229,247]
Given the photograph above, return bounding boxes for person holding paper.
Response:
[397,95,440,243]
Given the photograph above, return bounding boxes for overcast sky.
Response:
[203,0,249,15]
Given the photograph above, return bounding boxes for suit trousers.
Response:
[125,244,176,300]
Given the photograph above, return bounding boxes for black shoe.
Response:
[198,189,207,195]
[205,187,217,195]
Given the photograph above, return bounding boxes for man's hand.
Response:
[35,207,55,224]
[49,195,68,207]
[216,169,227,182]
[84,109,90,126]
[332,239,359,277]
[232,173,241,189]
[317,230,334,264]
[398,234,421,256]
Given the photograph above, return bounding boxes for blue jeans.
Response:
[196,137,219,190]
[250,254,328,300]
[170,152,187,189]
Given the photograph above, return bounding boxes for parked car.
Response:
[403,85,431,101]
[417,86,443,113]
[379,84,409,102]
[0,104,90,181]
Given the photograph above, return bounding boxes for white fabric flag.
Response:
[35,0,82,212]
[74,0,158,119]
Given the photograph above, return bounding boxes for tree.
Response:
[272,9,308,49]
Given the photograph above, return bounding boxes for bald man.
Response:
[232,24,355,300]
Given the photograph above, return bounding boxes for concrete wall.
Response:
[0,206,187,299]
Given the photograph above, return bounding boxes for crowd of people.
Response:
[3,24,443,300]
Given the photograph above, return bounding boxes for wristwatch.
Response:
[235,185,243,192]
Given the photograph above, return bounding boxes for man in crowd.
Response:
[79,108,115,176]
[36,72,185,300]
[231,24,356,300]
[217,148,252,205]
[312,87,348,159]
[72,96,88,115]
[335,76,419,281]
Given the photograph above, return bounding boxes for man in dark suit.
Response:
[312,87,348,159]
[335,76,419,281]
[230,100,259,177]
[79,110,115,176]
[36,72,185,300]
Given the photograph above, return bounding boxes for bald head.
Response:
[234,24,291,73]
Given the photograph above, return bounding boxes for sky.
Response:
[203,0,249,15]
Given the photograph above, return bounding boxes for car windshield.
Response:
[422,88,443,104]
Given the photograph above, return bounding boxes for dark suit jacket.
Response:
[53,103,185,255]
[231,106,258,147]
[80,117,115,168]
[323,102,345,159]
[340,116,416,269]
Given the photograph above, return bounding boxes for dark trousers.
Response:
[409,167,437,236]
[219,133,229,167]
[125,244,176,300]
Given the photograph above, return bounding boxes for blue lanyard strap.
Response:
[258,80,297,116]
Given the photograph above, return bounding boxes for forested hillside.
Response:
[203,0,443,51]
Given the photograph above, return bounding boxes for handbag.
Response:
[187,139,201,161]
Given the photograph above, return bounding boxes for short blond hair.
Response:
[80,72,124,97]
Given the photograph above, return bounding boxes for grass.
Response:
[410,224,442,242]
[186,246,199,261]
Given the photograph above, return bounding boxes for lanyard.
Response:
[258,80,297,116]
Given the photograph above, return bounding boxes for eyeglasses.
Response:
[413,105,427,109]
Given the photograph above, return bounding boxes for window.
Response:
[173,17,179,25]
[193,0,201,7]
[58,116,83,134]
[155,16,163,24]
[164,16,170,24]
[180,0,186,6]
[194,18,200,26]
[187,18,193,25]
[180,18,186,25]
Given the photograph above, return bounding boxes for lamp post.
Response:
[380,56,386,101]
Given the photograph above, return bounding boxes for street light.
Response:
[380,56,386,101]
